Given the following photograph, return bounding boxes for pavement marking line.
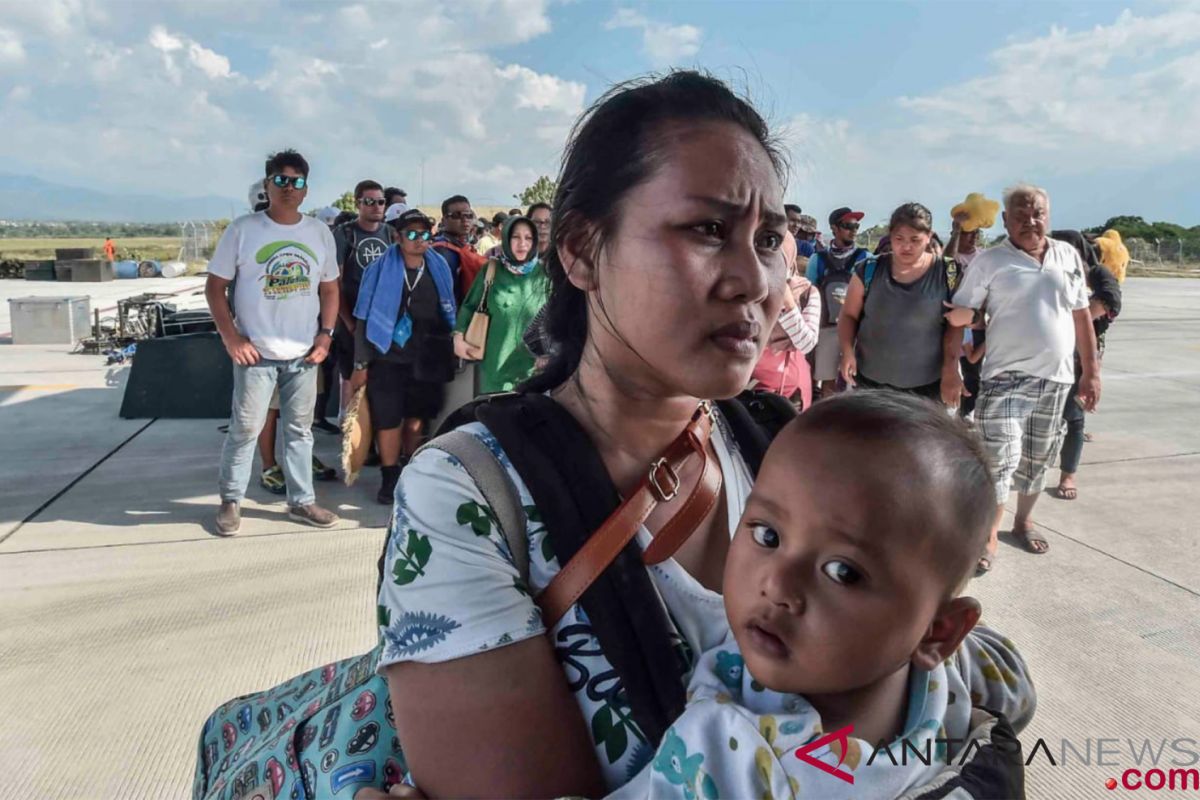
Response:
[0,418,158,546]
[1019,515,1200,600]
[1081,450,1200,467]
[0,522,366,556]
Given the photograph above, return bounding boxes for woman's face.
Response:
[581,120,787,400]
[509,222,536,262]
[889,224,931,266]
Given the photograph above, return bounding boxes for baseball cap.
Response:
[829,207,865,228]
[797,214,819,234]
[384,202,409,223]
[394,208,435,229]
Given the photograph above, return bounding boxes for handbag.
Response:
[462,261,496,360]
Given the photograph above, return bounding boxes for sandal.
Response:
[1052,484,1078,501]
[259,464,286,495]
[1013,527,1050,554]
[974,553,994,578]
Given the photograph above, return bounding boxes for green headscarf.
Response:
[500,215,540,276]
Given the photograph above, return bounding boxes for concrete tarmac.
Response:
[0,277,1196,799]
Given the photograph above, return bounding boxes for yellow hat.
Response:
[950,193,1001,232]
[1095,229,1129,283]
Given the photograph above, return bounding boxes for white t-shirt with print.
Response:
[376,413,753,791]
[950,237,1089,384]
[208,211,340,361]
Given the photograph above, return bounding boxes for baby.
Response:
[615,390,1035,800]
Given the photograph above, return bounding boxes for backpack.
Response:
[194,391,795,800]
[812,248,868,327]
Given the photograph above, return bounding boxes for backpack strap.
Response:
[477,394,688,747]
[376,426,529,596]
[715,390,798,476]
[944,255,960,295]
[419,430,529,582]
[860,255,880,299]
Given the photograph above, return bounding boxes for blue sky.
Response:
[0,0,1197,229]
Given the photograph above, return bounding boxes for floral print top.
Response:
[376,414,754,790]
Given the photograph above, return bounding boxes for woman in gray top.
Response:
[837,202,957,401]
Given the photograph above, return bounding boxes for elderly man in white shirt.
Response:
[942,184,1100,575]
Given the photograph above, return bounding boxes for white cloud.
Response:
[0,27,27,66]
[187,42,232,80]
[783,5,1200,227]
[606,8,701,67]
[0,2,581,208]
[148,25,182,53]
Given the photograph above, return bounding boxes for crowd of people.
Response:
[197,69,1124,799]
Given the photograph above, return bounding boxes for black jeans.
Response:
[1060,362,1086,474]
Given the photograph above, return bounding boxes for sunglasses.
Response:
[358,197,386,207]
[837,222,860,231]
[403,230,432,242]
[270,174,307,190]
[447,211,476,221]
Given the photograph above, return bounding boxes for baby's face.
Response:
[723,429,951,697]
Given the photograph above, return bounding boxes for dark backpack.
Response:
[382,390,796,745]
[859,254,960,300]
[812,248,868,327]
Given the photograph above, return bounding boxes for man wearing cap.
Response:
[805,207,872,397]
[351,208,458,503]
[793,214,820,260]
[332,180,394,416]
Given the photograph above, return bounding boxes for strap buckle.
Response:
[648,458,681,502]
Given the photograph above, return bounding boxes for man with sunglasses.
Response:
[332,181,394,408]
[205,149,341,535]
[432,194,487,300]
[352,208,458,503]
[805,207,871,398]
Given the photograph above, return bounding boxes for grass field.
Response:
[0,237,183,261]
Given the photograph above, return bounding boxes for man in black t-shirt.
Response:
[331,180,394,417]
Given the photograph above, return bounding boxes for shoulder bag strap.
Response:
[478,260,498,313]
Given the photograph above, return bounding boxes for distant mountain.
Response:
[0,173,239,222]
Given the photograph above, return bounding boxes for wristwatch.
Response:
[318,327,335,338]
[354,361,369,371]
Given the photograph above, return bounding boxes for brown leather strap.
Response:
[536,404,722,628]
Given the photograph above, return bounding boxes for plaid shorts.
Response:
[975,371,1072,503]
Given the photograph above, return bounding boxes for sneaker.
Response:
[215,501,241,536]
[260,465,286,495]
[312,417,341,435]
[288,503,340,528]
[312,455,337,482]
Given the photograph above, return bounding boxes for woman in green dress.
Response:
[453,215,549,393]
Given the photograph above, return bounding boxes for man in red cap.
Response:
[805,207,871,398]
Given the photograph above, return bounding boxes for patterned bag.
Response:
[192,648,404,800]
[195,432,526,800]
